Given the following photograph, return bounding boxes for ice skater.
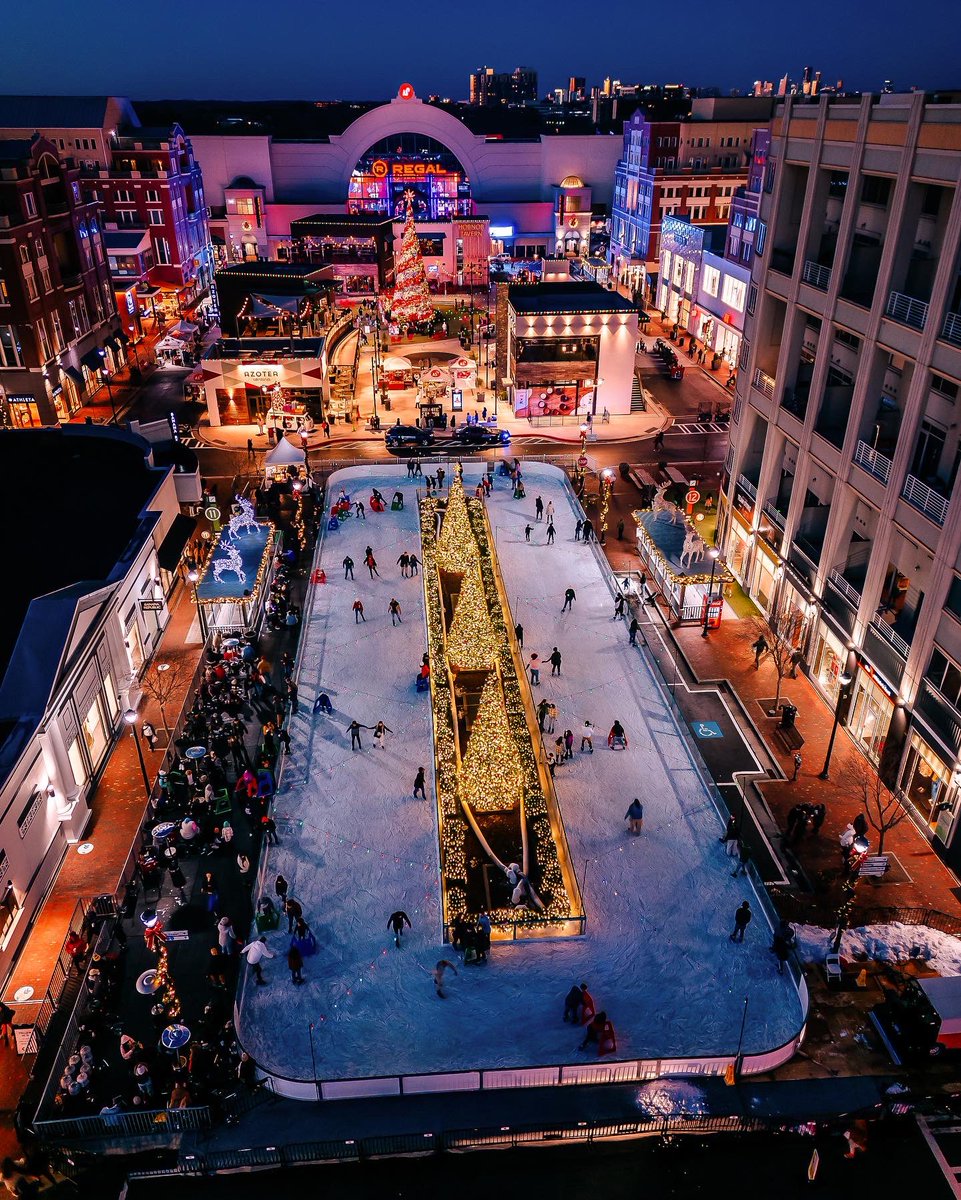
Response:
[413,766,427,798]
[562,587,576,611]
[366,552,380,579]
[433,959,458,998]
[352,599,366,623]
[514,622,524,649]
[349,719,371,750]
[397,552,410,577]
[628,617,639,646]
[240,936,274,984]
[313,692,333,716]
[549,647,562,676]
[524,524,532,543]
[535,496,544,521]
[343,555,354,580]
[625,798,644,835]
[546,520,555,544]
[613,594,626,619]
[388,598,403,625]
[372,720,393,749]
[387,910,411,947]
[730,901,752,943]
[574,519,583,541]
[563,982,589,1023]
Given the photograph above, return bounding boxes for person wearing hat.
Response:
[119,1033,141,1062]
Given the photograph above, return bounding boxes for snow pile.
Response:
[634,1080,709,1117]
[795,923,961,976]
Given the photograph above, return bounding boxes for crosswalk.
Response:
[917,1115,961,1197]
[671,421,728,435]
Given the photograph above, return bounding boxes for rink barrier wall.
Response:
[235,460,807,1104]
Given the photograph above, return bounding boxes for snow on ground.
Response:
[237,462,803,1082]
[796,923,961,976]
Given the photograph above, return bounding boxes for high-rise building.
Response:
[468,67,537,107]
[568,77,587,103]
[719,91,961,868]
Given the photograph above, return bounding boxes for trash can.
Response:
[780,702,798,730]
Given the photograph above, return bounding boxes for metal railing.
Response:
[853,439,893,484]
[762,501,786,530]
[901,473,950,526]
[886,290,929,331]
[828,568,862,609]
[941,310,961,346]
[752,368,775,400]
[736,474,758,501]
[870,616,911,659]
[802,260,832,290]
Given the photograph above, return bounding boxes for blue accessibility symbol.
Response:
[692,721,724,739]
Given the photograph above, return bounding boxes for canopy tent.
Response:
[171,320,199,337]
[383,355,413,372]
[421,366,452,385]
[240,294,313,322]
[264,436,307,481]
[155,335,187,353]
[449,356,475,370]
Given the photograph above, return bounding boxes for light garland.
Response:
[153,942,181,1021]
[436,476,479,573]
[633,510,732,587]
[446,565,498,671]
[459,675,523,813]
[388,192,434,326]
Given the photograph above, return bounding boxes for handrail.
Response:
[802,260,831,290]
[886,290,928,331]
[901,473,949,526]
[853,439,893,485]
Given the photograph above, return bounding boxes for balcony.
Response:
[752,368,775,400]
[802,260,832,290]
[737,474,758,502]
[886,290,928,331]
[762,501,786,530]
[869,615,911,659]
[941,311,961,347]
[828,568,862,609]
[901,474,950,526]
[853,439,893,485]
[771,247,795,277]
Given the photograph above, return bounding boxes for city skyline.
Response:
[0,0,956,101]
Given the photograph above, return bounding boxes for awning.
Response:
[157,513,198,572]
[64,366,84,386]
[105,334,122,352]
[81,347,104,372]
[116,328,130,344]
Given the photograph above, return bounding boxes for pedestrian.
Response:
[397,552,409,577]
[653,430,665,452]
[574,518,583,541]
[628,617,639,646]
[719,814,738,845]
[563,982,589,1023]
[535,496,544,521]
[287,942,305,985]
[563,729,574,760]
[355,500,366,520]
[343,555,355,580]
[313,692,333,715]
[617,519,625,541]
[413,766,427,799]
[853,812,868,838]
[562,587,576,611]
[730,901,752,943]
[554,735,566,763]
[372,719,392,749]
[582,518,593,542]
[546,702,558,734]
[433,959,458,998]
[285,897,303,933]
[792,751,802,782]
[514,622,524,649]
[537,698,550,732]
[246,437,255,462]
[275,873,289,907]
[614,594,626,619]
[366,552,379,579]
[625,798,644,835]
[262,814,279,844]
[549,647,562,676]
[323,419,330,439]
[580,720,595,752]
[408,552,420,575]
[352,599,366,623]
[546,500,554,521]
[731,841,750,877]
[388,598,403,625]
[437,467,445,488]
[237,852,251,881]
[217,916,237,956]
[751,634,768,669]
[201,871,219,919]
[546,521,555,544]
[349,719,370,751]
[528,654,540,685]
[141,721,157,751]
[287,681,298,714]
[811,803,826,835]
[525,524,532,543]
[789,647,802,678]
[387,910,411,948]
[240,936,274,984]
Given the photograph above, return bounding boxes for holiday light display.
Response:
[446,565,498,672]
[459,676,523,813]
[389,191,434,327]
[154,942,181,1021]
[436,475,478,573]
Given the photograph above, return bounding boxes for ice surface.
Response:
[796,923,961,976]
[237,463,804,1081]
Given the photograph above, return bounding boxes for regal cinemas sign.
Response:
[371,159,456,181]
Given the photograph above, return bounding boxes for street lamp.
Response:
[99,357,118,424]
[579,423,589,453]
[124,709,151,799]
[818,669,854,780]
[187,568,208,640]
[701,546,721,638]
[599,468,616,544]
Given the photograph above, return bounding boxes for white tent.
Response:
[383,355,413,372]
[264,436,307,480]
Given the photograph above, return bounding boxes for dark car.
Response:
[385,425,436,454]
[448,425,511,448]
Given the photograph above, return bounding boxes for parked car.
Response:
[385,425,435,453]
[448,425,511,448]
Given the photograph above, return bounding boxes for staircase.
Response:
[630,371,646,413]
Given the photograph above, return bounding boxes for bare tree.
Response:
[139,661,188,735]
[852,758,909,854]
[752,610,797,717]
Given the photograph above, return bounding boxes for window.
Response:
[662,250,672,279]
[745,217,757,233]
[945,577,961,624]
[741,241,752,263]
[684,260,695,294]
[235,197,257,216]
[145,189,160,203]
[755,220,767,256]
[0,326,21,367]
[861,175,891,206]
[932,374,958,401]
[116,210,137,226]
[155,237,171,265]
[672,256,684,287]
[76,295,89,333]
[67,738,87,787]
[835,328,861,351]
[17,788,44,839]
[747,283,758,314]
[36,317,50,361]
[765,162,776,193]
[115,189,133,203]
[148,209,164,225]
[18,245,29,265]
[51,310,63,351]
[702,265,720,296]
[927,647,961,709]
[67,301,78,339]
[40,266,52,292]
[23,272,37,302]
[721,275,747,311]
[24,193,36,218]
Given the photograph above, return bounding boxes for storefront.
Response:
[848,669,895,767]
[724,507,753,585]
[202,342,328,428]
[348,134,472,221]
[749,538,779,613]
[810,622,850,706]
[900,730,957,841]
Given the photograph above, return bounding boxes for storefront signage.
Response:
[238,364,283,381]
[140,599,164,612]
[371,159,455,181]
[451,389,463,411]
[204,505,221,522]
[489,226,514,238]
[7,394,35,403]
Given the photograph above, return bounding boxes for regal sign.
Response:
[370,159,456,182]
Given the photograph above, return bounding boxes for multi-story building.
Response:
[608,98,775,298]
[725,128,771,272]
[718,90,961,868]
[468,67,538,107]
[0,97,214,330]
[0,137,123,427]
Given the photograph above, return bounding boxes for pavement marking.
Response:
[917,1116,961,1197]
[671,422,727,435]
[692,720,724,739]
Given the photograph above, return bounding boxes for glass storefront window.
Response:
[900,732,952,834]
[348,134,471,220]
[102,671,119,720]
[67,737,87,787]
[812,626,847,704]
[9,401,42,428]
[125,622,144,675]
[82,697,108,768]
[849,679,894,765]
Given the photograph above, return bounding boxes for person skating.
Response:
[388,598,403,625]
[563,983,589,1023]
[574,519,583,541]
[408,552,419,575]
[372,720,393,750]
[413,767,427,799]
[524,524,532,543]
[349,720,371,751]
[580,719,595,752]
[514,622,524,649]
[537,698,550,732]
[313,692,333,716]
[343,555,355,580]
[287,943,305,985]
[365,551,380,579]
[613,594,626,620]
[241,936,275,984]
[355,500,366,520]
[625,798,644,835]
[608,720,628,748]
[561,587,576,612]
[582,518,593,542]
[284,897,303,933]
[549,647,562,677]
[433,959,458,998]
[719,815,738,845]
[262,815,279,845]
[730,901,752,943]
[546,500,554,521]
[528,654,541,685]
[546,702,557,734]
[352,599,366,623]
[579,1010,608,1051]
[437,467,445,489]
[628,617,639,646]
[387,910,411,948]
[563,729,574,760]
[397,552,410,578]
[535,496,544,521]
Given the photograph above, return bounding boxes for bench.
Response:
[858,854,890,878]
[625,465,657,493]
[665,466,692,487]
[775,725,804,753]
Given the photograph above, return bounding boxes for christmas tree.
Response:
[390,191,434,327]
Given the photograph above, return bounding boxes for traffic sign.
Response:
[204,505,221,521]
[577,455,588,467]
[686,489,701,505]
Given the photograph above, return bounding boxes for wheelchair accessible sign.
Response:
[692,721,724,739]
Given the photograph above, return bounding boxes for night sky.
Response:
[2,0,956,101]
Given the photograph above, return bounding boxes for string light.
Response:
[446,566,498,672]
[388,192,434,325]
[459,676,523,812]
[152,941,181,1021]
[436,475,478,573]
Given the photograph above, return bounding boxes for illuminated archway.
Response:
[349,133,471,221]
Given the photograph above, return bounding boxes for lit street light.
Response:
[701,547,721,638]
[599,468,616,544]
[187,568,208,640]
[124,709,151,799]
[819,669,854,780]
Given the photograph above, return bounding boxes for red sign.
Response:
[702,596,723,629]
[686,489,701,505]
[577,455,588,467]
[398,82,416,100]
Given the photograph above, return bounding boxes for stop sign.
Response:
[577,455,588,467]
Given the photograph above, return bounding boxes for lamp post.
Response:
[124,709,151,799]
[818,669,854,780]
[701,546,721,638]
[599,468,616,544]
[101,364,117,424]
[579,423,589,454]
[187,568,208,641]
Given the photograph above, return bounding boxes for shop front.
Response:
[202,346,327,428]
[810,621,851,707]
[724,507,753,586]
[749,538,779,613]
[900,729,958,844]
[848,668,895,767]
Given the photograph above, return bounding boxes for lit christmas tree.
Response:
[390,191,434,327]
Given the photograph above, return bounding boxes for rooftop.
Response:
[204,336,326,360]
[508,281,637,315]
[0,95,113,130]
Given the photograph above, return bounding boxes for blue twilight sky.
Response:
[1,0,956,101]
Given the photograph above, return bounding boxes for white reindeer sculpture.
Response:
[680,527,706,568]
[652,483,683,525]
[227,494,260,541]
[211,541,247,585]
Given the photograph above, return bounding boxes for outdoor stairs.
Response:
[630,371,646,413]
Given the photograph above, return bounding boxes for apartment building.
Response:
[718,91,961,867]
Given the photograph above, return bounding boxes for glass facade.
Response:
[349,135,472,220]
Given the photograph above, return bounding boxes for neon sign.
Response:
[370,159,456,181]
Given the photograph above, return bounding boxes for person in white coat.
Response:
[241,936,274,984]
